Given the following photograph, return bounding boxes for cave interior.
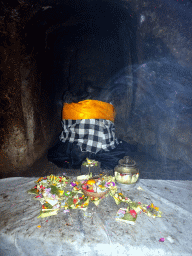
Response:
[0,0,192,180]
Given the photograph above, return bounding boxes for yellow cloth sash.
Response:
[62,100,115,122]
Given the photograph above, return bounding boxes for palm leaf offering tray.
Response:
[27,173,162,223]
[82,158,99,167]
[81,158,101,175]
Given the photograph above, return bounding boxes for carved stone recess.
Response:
[0,0,192,175]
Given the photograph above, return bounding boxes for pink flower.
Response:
[63,209,70,213]
[159,238,165,242]
[130,209,137,218]
[118,209,126,214]
[51,194,56,199]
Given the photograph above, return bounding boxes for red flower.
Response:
[82,184,88,190]
[79,197,83,200]
[73,198,78,204]
[87,189,94,192]
[130,209,137,218]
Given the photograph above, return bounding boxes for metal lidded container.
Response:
[114,156,139,185]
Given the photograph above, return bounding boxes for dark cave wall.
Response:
[0,0,192,175]
[0,3,58,174]
[123,0,192,167]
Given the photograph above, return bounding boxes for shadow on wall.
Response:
[104,50,192,168]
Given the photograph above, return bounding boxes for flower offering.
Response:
[27,173,162,223]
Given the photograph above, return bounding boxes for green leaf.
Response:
[122,213,137,222]
[27,188,38,194]
[50,185,60,196]
[128,201,139,209]
[67,197,73,206]
[43,202,53,209]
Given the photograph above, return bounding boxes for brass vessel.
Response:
[114,156,139,185]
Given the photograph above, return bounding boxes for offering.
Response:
[81,158,101,175]
[115,208,137,225]
[82,178,109,198]
[27,174,70,218]
[115,172,139,184]
[114,156,139,185]
[27,174,162,222]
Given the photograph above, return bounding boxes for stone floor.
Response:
[1,152,191,180]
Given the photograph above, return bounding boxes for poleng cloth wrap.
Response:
[62,100,115,122]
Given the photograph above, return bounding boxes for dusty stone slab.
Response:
[0,177,192,256]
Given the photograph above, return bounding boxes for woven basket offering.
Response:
[82,178,109,198]
[82,188,109,198]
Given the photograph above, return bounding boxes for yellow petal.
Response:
[59,190,64,195]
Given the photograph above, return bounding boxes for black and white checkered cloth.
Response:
[60,119,119,154]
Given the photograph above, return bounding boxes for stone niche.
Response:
[0,0,192,176]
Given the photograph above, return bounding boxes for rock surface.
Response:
[0,177,192,255]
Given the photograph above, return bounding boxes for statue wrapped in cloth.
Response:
[48,95,134,171]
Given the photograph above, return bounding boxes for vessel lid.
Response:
[118,156,136,167]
